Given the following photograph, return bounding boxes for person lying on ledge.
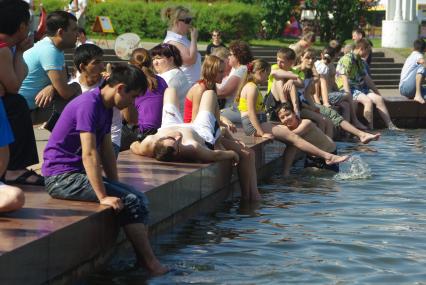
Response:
[130,87,239,164]
[42,65,167,275]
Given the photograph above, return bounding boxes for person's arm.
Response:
[291,119,312,136]
[363,74,381,95]
[319,76,331,107]
[80,132,123,210]
[270,68,300,80]
[340,74,351,94]
[216,75,241,98]
[0,47,28,94]
[194,143,239,164]
[100,133,118,181]
[168,28,198,66]
[47,69,81,99]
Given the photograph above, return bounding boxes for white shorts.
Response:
[160,104,220,146]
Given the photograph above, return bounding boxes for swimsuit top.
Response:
[183,97,193,123]
[238,82,264,113]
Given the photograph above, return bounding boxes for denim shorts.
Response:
[45,172,149,225]
[328,91,345,105]
[241,113,267,136]
[351,86,370,100]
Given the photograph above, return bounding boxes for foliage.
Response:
[305,0,379,42]
[41,0,265,42]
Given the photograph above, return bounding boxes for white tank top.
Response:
[164,30,201,86]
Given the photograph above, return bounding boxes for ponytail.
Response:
[234,59,270,103]
[130,48,158,91]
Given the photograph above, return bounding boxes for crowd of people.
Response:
[1,0,424,275]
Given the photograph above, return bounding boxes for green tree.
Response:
[306,0,378,41]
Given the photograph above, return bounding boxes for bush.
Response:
[41,0,265,42]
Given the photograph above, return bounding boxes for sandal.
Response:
[5,169,45,186]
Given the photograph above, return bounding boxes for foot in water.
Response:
[325,154,350,165]
[359,132,381,144]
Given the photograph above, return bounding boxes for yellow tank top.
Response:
[238,82,264,113]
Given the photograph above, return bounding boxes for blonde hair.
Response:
[200,55,224,90]
[235,59,270,103]
[211,46,229,61]
[129,48,158,91]
[161,6,191,28]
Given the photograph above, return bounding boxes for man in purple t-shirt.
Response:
[42,65,167,275]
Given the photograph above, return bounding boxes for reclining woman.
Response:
[236,59,349,175]
[130,89,258,197]
[121,48,169,150]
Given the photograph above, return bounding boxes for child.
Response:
[399,38,426,104]
[266,47,301,120]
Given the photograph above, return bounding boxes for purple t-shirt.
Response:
[135,75,167,132]
[42,88,113,177]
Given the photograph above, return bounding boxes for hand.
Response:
[283,79,293,93]
[35,85,55,108]
[190,27,198,41]
[100,196,123,212]
[16,36,33,53]
[262,133,274,140]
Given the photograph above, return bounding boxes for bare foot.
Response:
[325,154,350,165]
[414,95,426,104]
[359,132,381,144]
[251,190,262,201]
[144,259,169,276]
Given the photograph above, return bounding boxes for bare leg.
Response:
[354,94,373,129]
[338,101,351,122]
[221,137,260,200]
[123,223,168,275]
[263,122,349,165]
[339,120,381,144]
[367,93,393,128]
[343,93,368,130]
[414,73,426,104]
[282,145,299,176]
[300,108,334,138]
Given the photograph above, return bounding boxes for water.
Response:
[87,130,426,285]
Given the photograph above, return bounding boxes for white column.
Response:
[394,0,403,20]
[386,0,395,20]
[409,0,417,22]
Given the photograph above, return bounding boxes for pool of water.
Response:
[87,130,426,285]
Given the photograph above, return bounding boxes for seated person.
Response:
[336,38,396,130]
[42,65,167,275]
[276,102,377,175]
[0,0,43,186]
[399,38,426,104]
[236,59,349,175]
[18,11,81,125]
[76,27,94,46]
[0,98,25,212]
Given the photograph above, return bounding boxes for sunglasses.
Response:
[179,17,193,25]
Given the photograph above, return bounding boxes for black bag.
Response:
[263,91,280,121]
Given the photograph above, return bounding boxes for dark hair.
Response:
[276,101,293,113]
[413,39,426,52]
[352,27,366,38]
[106,64,147,95]
[0,0,30,36]
[228,40,253,65]
[153,137,176,161]
[73,44,104,72]
[78,27,86,36]
[130,48,158,91]
[46,11,77,37]
[322,46,336,63]
[150,43,183,67]
[277,47,296,61]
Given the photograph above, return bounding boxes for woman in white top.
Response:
[151,43,190,115]
[162,6,201,86]
[218,40,253,123]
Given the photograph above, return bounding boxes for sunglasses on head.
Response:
[179,17,193,24]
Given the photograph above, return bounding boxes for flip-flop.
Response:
[5,169,44,186]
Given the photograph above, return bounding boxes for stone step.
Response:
[371,74,400,80]
[370,67,402,74]
[369,63,403,68]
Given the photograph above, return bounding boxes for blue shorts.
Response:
[351,86,370,100]
[0,98,14,147]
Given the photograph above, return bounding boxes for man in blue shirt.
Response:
[19,10,81,125]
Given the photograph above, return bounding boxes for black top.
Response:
[206,42,226,55]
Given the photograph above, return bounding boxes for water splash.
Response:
[334,155,371,180]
